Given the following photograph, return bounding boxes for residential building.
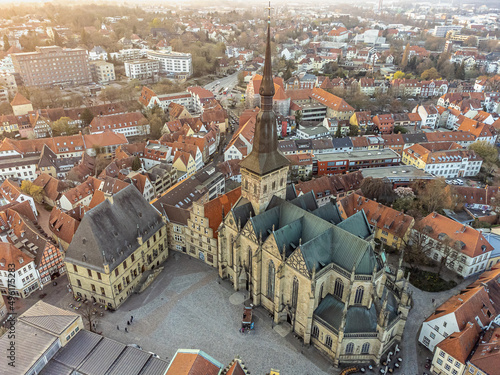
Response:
[184,187,241,267]
[402,142,482,178]
[10,92,33,116]
[414,105,440,129]
[124,59,160,79]
[0,178,37,216]
[89,60,115,83]
[64,186,168,309]
[294,171,363,206]
[466,325,500,374]
[310,88,355,120]
[419,284,495,353]
[146,50,192,77]
[416,212,493,278]
[0,242,40,298]
[89,112,150,137]
[431,322,480,375]
[338,193,415,249]
[373,114,395,134]
[11,46,91,87]
[286,153,314,180]
[48,206,83,250]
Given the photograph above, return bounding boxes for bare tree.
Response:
[79,303,98,333]
[403,225,435,271]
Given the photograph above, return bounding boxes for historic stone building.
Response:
[65,186,168,309]
[217,17,410,367]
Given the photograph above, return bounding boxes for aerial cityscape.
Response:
[0,0,499,374]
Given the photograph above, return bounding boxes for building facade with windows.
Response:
[11,46,91,87]
[124,59,160,79]
[89,60,115,83]
[146,50,193,77]
[416,213,493,278]
[0,242,41,298]
[64,186,167,309]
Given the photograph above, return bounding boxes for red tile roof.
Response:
[418,212,493,258]
[204,187,241,239]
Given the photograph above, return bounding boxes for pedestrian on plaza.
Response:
[431,298,435,303]
[127,321,130,325]
[125,327,128,333]
[130,316,134,323]
[117,325,119,330]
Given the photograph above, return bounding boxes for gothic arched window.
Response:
[292,277,299,310]
[361,342,370,354]
[325,335,333,349]
[334,278,344,299]
[354,286,364,304]
[267,261,275,299]
[312,325,319,339]
[345,343,354,354]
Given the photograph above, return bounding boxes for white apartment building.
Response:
[419,285,493,354]
[118,48,147,61]
[416,213,493,279]
[124,59,160,79]
[146,50,193,77]
[403,143,482,179]
[0,243,40,298]
[89,112,150,138]
[414,105,439,129]
[89,61,115,83]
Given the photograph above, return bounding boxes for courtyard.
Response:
[22,252,335,375]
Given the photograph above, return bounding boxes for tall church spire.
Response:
[239,1,289,176]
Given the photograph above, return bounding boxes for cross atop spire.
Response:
[239,0,289,177]
[260,0,274,98]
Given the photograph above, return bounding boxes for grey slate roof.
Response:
[311,202,342,225]
[138,358,170,375]
[0,321,58,375]
[314,294,344,330]
[107,346,152,375]
[249,197,376,275]
[77,336,126,375]
[49,330,169,375]
[344,304,378,333]
[331,137,353,149]
[39,361,73,375]
[18,300,80,336]
[65,185,164,273]
[53,329,103,368]
[402,133,427,144]
[337,210,372,239]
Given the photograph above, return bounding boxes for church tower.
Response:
[239,7,290,215]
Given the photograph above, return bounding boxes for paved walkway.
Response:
[50,253,335,375]
[398,277,475,375]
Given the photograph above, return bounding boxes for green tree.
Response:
[393,71,406,79]
[464,36,477,47]
[348,125,359,136]
[132,156,141,171]
[455,62,466,80]
[421,67,440,80]
[3,35,10,51]
[20,180,44,203]
[469,141,498,173]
